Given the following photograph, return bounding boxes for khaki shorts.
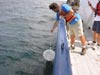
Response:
[68,19,84,37]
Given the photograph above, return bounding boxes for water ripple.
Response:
[0,0,53,75]
[15,71,33,75]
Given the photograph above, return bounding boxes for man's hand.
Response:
[50,28,54,33]
[88,1,92,6]
[50,21,59,33]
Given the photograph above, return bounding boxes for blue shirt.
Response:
[56,4,81,25]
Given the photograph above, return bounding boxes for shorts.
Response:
[92,21,100,34]
[68,19,84,37]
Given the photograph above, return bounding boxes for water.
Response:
[0,0,57,75]
[0,0,98,75]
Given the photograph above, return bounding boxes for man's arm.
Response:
[51,21,59,33]
[88,1,96,12]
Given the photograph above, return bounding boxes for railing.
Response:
[53,18,72,75]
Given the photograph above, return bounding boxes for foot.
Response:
[96,44,100,49]
[81,48,86,55]
[92,44,100,50]
[88,41,97,50]
[92,46,96,50]
[70,45,75,50]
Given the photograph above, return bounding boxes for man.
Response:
[88,1,100,49]
[49,3,87,55]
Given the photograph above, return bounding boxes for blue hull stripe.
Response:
[53,18,72,75]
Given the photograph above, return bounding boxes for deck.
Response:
[70,42,100,75]
[69,27,100,75]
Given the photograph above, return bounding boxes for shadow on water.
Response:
[43,61,53,75]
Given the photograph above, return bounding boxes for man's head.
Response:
[49,3,59,12]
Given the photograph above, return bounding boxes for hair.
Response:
[49,3,58,10]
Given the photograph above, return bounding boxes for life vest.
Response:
[95,1,100,16]
[59,9,76,22]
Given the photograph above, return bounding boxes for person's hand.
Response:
[50,28,54,33]
[88,1,92,6]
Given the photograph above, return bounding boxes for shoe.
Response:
[96,44,100,49]
[92,43,97,50]
[70,45,75,50]
[81,48,86,55]
[91,41,97,50]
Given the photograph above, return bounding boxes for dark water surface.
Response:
[0,0,58,75]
